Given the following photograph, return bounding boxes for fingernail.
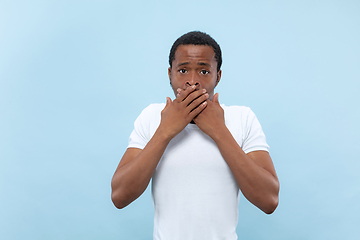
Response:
[177,88,181,93]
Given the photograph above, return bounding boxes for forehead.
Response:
[173,45,216,65]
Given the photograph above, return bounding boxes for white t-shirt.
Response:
[128,103,269,240]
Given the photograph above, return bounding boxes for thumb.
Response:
[213,93,220,105]
[164,97,172,109]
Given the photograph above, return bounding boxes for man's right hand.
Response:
[159,85,209,140]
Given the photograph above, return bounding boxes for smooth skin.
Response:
[111,45,279,214]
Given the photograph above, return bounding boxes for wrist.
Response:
[155,124,176,143]
[211,124,230,143]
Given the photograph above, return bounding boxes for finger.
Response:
[188,101,207,119]
[176,85,197,102]
[213,93,220,105]
[164,97,172,110]
[176,88,182,98]
[186,92,209,112]
[182,88,207,106]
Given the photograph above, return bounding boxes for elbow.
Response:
[111,177,131,209]
[263,179,280,214]
[111,198,124,210]
[111,179,145,209]
[111,188,131,209]
[263,196,279,214]
[111,192,128,209]
[263,184,280,214]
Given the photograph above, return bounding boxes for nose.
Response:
[185,73,200,89]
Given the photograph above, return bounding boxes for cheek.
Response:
[170,78,179,88]
[170,75,183,87]
[169,79,180,94]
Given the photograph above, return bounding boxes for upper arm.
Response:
[246,150,278,180]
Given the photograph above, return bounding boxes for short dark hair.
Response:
[169,31,222,72]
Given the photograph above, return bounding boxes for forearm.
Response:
[111,127,172,209]
[212,127,279,214]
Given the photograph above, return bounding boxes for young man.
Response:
[111,31,279,239]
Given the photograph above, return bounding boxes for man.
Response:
[111,31,279,239]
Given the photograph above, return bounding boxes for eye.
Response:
[179,69,187,74]
[200,70,209,75]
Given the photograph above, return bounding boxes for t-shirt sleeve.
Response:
[242,108,270,154]
[127,104,162,150]
[128,114,149,150]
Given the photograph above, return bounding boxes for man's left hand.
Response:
[193,93,226,140]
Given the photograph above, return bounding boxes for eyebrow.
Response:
[177,62,211,67]
[198,62,210,67]
[177,62,190,67]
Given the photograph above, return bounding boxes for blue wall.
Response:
[1,0,359,239]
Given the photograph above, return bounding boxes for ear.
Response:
[168,67,172,80]
[215,70,222,87]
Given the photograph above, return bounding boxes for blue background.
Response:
[1,0,359,239]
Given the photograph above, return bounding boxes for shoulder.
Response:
[222,104,269,152]
[130,103,164,143]
[221,104,254,121]
[136,103,165,120]
[222,104,251,113]
[140,103,166,115]
[134,103,165,128]
[222,104,260,134]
